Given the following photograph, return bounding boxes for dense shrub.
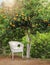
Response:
[30,32,50,58]
[22,31,50,58]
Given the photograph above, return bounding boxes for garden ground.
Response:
[0,56,50,65]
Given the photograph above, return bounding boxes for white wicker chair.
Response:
[9,41,24,59]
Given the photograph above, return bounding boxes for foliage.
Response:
[0,0,50,58]
[22,31,50,58]
[30,32,50,58]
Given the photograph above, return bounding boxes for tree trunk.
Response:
[27,43,31,58]
[25,29,31,58]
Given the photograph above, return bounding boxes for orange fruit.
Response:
[21,12,25,16]
[13,17,16,20]
[3,16,6,18]
[12,24,15,27]
[10,23,12,25]
[48,24,50,26]
[44,20,48,22]
[16,14,18,17]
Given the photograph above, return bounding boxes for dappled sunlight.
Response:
[39,0,50,7]
[3,0,15,7]
[1,0,24,13]
[48,0,50,2]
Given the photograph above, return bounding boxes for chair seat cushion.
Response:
[12,47,23,52]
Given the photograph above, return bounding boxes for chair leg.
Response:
[12,52,14,60]
[22,52,24,58]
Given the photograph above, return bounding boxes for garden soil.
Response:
[0,56,50,65]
